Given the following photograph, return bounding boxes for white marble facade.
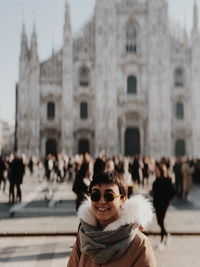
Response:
[16,0,200,158]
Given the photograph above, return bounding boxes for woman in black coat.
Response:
[72,155,89,211]
[151,163,175,248]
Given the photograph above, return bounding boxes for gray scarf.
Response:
[79,219,138,264]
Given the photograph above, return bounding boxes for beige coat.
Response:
[67,195,156,267]
[67,230,156,267]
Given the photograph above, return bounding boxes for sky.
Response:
[0,0,198,126]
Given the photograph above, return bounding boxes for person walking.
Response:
[182,158,193,200]
[68,170,156,266]
[72,154,90,211]
[173,158,183,198]
[0,156,6,192]
[67,157,74,182]
[93,153,105,176]
[151,164,175,249]
[130,155,141,185]
[28,157,33,175]
[142,157,149,186]
[10,155,25,202]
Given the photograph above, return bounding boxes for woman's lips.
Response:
[96,206,110,212]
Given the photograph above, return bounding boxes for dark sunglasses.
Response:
[90,191,122,202]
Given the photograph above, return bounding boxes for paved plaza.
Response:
[0,235,200,267]
[0,171,200,266]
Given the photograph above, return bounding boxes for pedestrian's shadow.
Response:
[0,251,70,262]
[0,199,76,219]
[171,198,197,210]
[0,242,71,262]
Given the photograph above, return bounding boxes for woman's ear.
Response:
[138,224,144,231]
[121,195,127,203]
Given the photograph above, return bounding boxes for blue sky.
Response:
[0,0,198,125]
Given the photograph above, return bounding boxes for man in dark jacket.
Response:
[0,156,6,192]
[10,155,25,202]
[173,159,183,198]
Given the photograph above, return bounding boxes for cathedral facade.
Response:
[16,0,200,158]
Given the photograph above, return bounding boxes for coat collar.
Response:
[78,194,153,232]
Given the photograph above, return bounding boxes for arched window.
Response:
[174,68,184,87]
[176,102,184,119]
[79,66,90,87]
[126,23,137,53]
[80,102,88,119]
[127,75,137,94]
[47,102,55,119]
[175,139,186,157]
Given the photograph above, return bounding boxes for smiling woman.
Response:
[90,184,124,229]
[67,170,156,267]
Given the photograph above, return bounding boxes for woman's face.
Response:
[91,184,125,228]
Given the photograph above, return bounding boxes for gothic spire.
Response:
[63,0,71,33]
[193,0,198,33]
[30,23,38,61]
[20,22,28,61]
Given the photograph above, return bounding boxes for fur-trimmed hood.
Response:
[78,194,153,232]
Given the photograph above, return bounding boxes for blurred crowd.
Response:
[0,152,199,206]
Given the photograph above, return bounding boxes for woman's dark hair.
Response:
[89,170,128,198]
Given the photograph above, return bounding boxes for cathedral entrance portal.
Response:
[175,139,185,157]
[78,139,90,154]
[125,128,140,156]
[46,139,57,155]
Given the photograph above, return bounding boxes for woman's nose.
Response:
[99,194,106,203]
